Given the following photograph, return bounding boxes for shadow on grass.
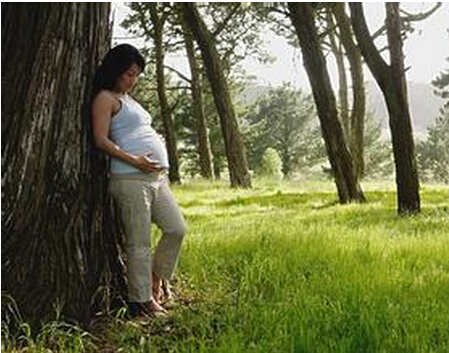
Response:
[311,200,340,210]
[215,192,335,209]
[183,188,448,236]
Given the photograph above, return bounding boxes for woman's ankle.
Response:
[152,271,162,301]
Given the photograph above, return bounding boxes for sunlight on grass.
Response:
[2,180,448,352]
[150,180,449,352]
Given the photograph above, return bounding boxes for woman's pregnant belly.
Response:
[111,131,169,173]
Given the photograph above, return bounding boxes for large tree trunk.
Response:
[1,3,125,325]
[178,6,214,180]
[288,3,365,203]
[349,3,420,214]
[149,4,181,184]
[332,3,366,180]
[180,3,251,188]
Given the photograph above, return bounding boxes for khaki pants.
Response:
[110,172,186,303]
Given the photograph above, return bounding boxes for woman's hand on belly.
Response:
[132,154,163,173]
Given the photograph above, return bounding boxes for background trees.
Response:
[416,108,449,183]
[243,84,316,178]
[177,4,214,180]
[288,2,366,204]
[118,2,445,193]
[350,3,421,214]
[180,3,252,187]
[417,57,449,183]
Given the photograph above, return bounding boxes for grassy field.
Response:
[3,180,449,352]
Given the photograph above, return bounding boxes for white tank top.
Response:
[109,94,169,174]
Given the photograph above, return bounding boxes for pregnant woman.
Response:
[91,44,187,317]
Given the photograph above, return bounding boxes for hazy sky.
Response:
[112,2,449,88]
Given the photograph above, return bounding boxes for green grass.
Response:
[3,180,449,352]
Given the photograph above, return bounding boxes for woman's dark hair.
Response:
[91,44,145,97]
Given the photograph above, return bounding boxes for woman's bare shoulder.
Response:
[93,90,117,104]
[93,90,123,115]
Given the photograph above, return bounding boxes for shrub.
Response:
[258,148,283,180]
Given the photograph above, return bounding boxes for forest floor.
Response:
[2,180,449,352]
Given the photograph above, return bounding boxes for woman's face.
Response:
[114,63,142,93]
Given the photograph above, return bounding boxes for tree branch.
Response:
[372,2,442,40]
[399,2,442,21]
[145,86,191,92]
[349,3,390,87]
[112,35,144,40]
[164,65,191,83]
[165,39,185,48]
[211,3,241,37]
[169,97,181,115]
[266,5,290,17]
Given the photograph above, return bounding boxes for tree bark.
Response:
[148,4,181,184]
[180,3,251,188]
[327,11,350,140]
[349,3,420,214]
[332,3,366,180]
[288,3,365,203]
[2,3,125,325]
[177,6,214,180]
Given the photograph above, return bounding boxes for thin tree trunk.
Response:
[349,3,420,214]
[178,7,213,180]
[332,3,366,180]
[180,3,251,188]
[327,11,350,140]
[288,2,365,203]
[149,4,181,184]
[2,3,125,325]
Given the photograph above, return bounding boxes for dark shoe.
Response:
[128,302,149,318]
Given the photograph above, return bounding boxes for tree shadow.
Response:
[311,200,340,210]
[215,192,335,210]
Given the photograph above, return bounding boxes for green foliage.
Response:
[121,3,184,55]
[199,3,274,78]
[431,56,449,107]
[363,111,394,179]
[418,53,449,183]
[417,107,449,183]
[258,147,283,180]
[251,3,299,48]
[305,109,396,180]
[242,83,317,177]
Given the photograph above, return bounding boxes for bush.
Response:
[258,148,283,180]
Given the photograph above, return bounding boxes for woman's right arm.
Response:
[91,92,161,173]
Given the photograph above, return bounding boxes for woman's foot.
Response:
[146,297,166,313]
[128,298,167,318]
